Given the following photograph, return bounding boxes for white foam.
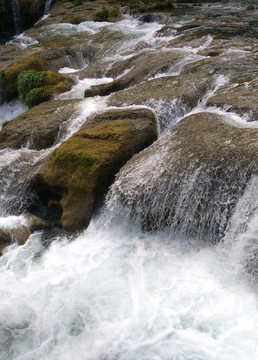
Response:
[0,218,257,360]
[58,77,113,100]
[0,100,27,128]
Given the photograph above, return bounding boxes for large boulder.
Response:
[106,112,258,241]
[35,108,157,232]
[0,99,79,150]
[206,79,258,121]
[108,73,213,108]
[1,54,46,100]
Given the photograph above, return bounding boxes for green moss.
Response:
[94,6,119,20]
[24,87,51,108]
[16,69,73,108]
[2,54,45,100]
[54,150,72,166]
[17,70,46,102]
[77,152,98,178]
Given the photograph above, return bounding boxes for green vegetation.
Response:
[77,152,98,178]
[94,7,119,20]
[15,69,73,108]
[2,54,46,100]
[127,0,174,13]
[53,149,98,180]
[24,87,51,108]
[17,70,46,102]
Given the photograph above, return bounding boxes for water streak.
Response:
[12,0,22,35]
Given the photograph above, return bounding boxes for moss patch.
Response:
[94,6,119,20]
[17,70,46,102]
[2,54,46,100]
[16,69,73,108]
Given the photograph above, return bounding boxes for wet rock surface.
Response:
[107,112,258,241]
[34,108,157,232]
[108,73,212,108]
[206,79,258,121]
[0,99,79,150]
[0,0,258,238]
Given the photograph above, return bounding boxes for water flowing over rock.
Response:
[0,214,50,254]
[34,108,157,232]
[206,79,258,122]
[0,99,79,150]
[108,73,213,108]
[1,2,258,358]
[44,0,52,13]
[84,51,184,97]
[106,112,258,241]
[12,0,22,35]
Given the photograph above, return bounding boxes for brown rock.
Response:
[0,99,80,150]
[36,108,157,232]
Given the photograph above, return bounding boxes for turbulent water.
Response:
[1,2,258,360]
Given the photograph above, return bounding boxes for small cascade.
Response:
[12,0,22,35]
[106,113,257,242]
[44,0,53,14]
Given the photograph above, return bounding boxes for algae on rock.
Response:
[36,108,157,232]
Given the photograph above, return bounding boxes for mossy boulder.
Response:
[106,112,258,241]
[36,108,157,232]
[0,99,79,150]
[206,79,258,121]
[2,54,46,100]
[17,69,74,107]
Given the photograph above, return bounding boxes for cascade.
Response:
[0,2,258,359]
[11,0,22,35]
[44,0,53,14]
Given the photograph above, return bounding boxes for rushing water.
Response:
[12,0,22,35]
[0,2,258,360]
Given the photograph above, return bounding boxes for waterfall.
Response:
[12,0,22,35]
[44,0,53,14]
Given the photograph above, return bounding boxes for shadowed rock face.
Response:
[0,99,79,150]
[34,108,157,232]
[106,112,258,241]
[0,0,46,35]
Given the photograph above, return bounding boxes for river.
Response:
[0,1,258,359]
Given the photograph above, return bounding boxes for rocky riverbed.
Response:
[0,0,258,248]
